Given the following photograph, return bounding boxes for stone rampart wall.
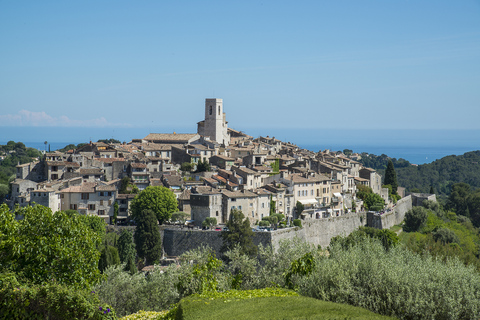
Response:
[367,195,412,229]
[112,198,412,258]
[302,212,367,248]
[162,229,272,257]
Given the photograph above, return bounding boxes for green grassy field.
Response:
[177,295,396,320]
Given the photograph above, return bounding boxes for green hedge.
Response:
[0,273,116,320]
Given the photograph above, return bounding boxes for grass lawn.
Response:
[389,224,402,234]
[177,295,396,320]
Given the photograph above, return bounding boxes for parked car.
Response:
[215,227,222,231]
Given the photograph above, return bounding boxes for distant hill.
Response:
[357,150,480,196]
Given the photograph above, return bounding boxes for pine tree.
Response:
[221,208,257,257]
[134,209,162,265]
[384,159,398,195]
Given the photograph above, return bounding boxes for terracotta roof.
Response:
[289,173,330,183]
[222,190,257,199]
[131,163,147,168]
[79,168,103,175]
[178,189,191,200]
[142,143,175,151]
[60,182,97,193]
[143,133,198,141]
[96,158,126,163]
[95,184,116,191]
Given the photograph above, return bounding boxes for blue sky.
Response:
[1,1,479,135]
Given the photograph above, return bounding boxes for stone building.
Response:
[197,98,230,146]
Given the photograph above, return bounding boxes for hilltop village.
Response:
[9,98,401,228]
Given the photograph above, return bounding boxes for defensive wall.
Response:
[161,212,367,256]
[113,196,414,257]
[367,195,412,230]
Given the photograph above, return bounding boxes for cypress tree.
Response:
[98,243,120,272]
[118,229,136,264]
[134,209,162,265]
[384,159,398,195]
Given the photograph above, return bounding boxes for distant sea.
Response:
[1,126,479,165]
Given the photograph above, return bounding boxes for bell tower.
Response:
[198,98,229,146]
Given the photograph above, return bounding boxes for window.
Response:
[298,191,300,196]
[88,204,95,210]
[108,200,112,206]
[81,193,89,200]
[311,190,314,196]
[100,200,104,205]
[261,203,264,208]
[98,210,105,215]
[216,211,219,216]
[238,205,242,210]
[70,204,77,210]
[218,106,220,115]
[250,203,253,207]
[209,105,212,115]
[252,211,254,217]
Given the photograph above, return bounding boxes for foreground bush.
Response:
[297,237,480,319]
[0,273,116,320]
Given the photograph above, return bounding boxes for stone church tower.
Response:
[197,98,230,146]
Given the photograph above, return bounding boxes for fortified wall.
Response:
[367,195,412,230]
[162,212,367,256]
[115,196,413,257]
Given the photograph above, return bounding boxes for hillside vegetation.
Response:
[358,150,480,196]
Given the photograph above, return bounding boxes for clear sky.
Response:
[1,1,479,134]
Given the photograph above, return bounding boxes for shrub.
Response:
[297,237,480,319]
[403,206,428,232]
[293,219,302,228]
[0,273,116,320]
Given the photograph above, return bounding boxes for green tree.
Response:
[0,204,102,288]
[447,183,471,216]
[270,196,276,215]
[171,211,190,224]
[113,202,119,225]
[130,186,178,224]
[363,193,385,211]
[384,159,398,194]
[98,243,121,272]
[195,159,211,173]
[202,217,217,229]
[0,184,9,200]
[180,162,193,172]
[296,201,304,216]
[117,229,137,274]
[404,206,428,232]
[134,209,162,265]
[119,176,139,194]
[222,208,257,257]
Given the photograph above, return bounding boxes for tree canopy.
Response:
[130,186,178,224]
[134,209,162,265]
[222,208,257,257]
[384,159,398,194]
[0,204,102,288]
